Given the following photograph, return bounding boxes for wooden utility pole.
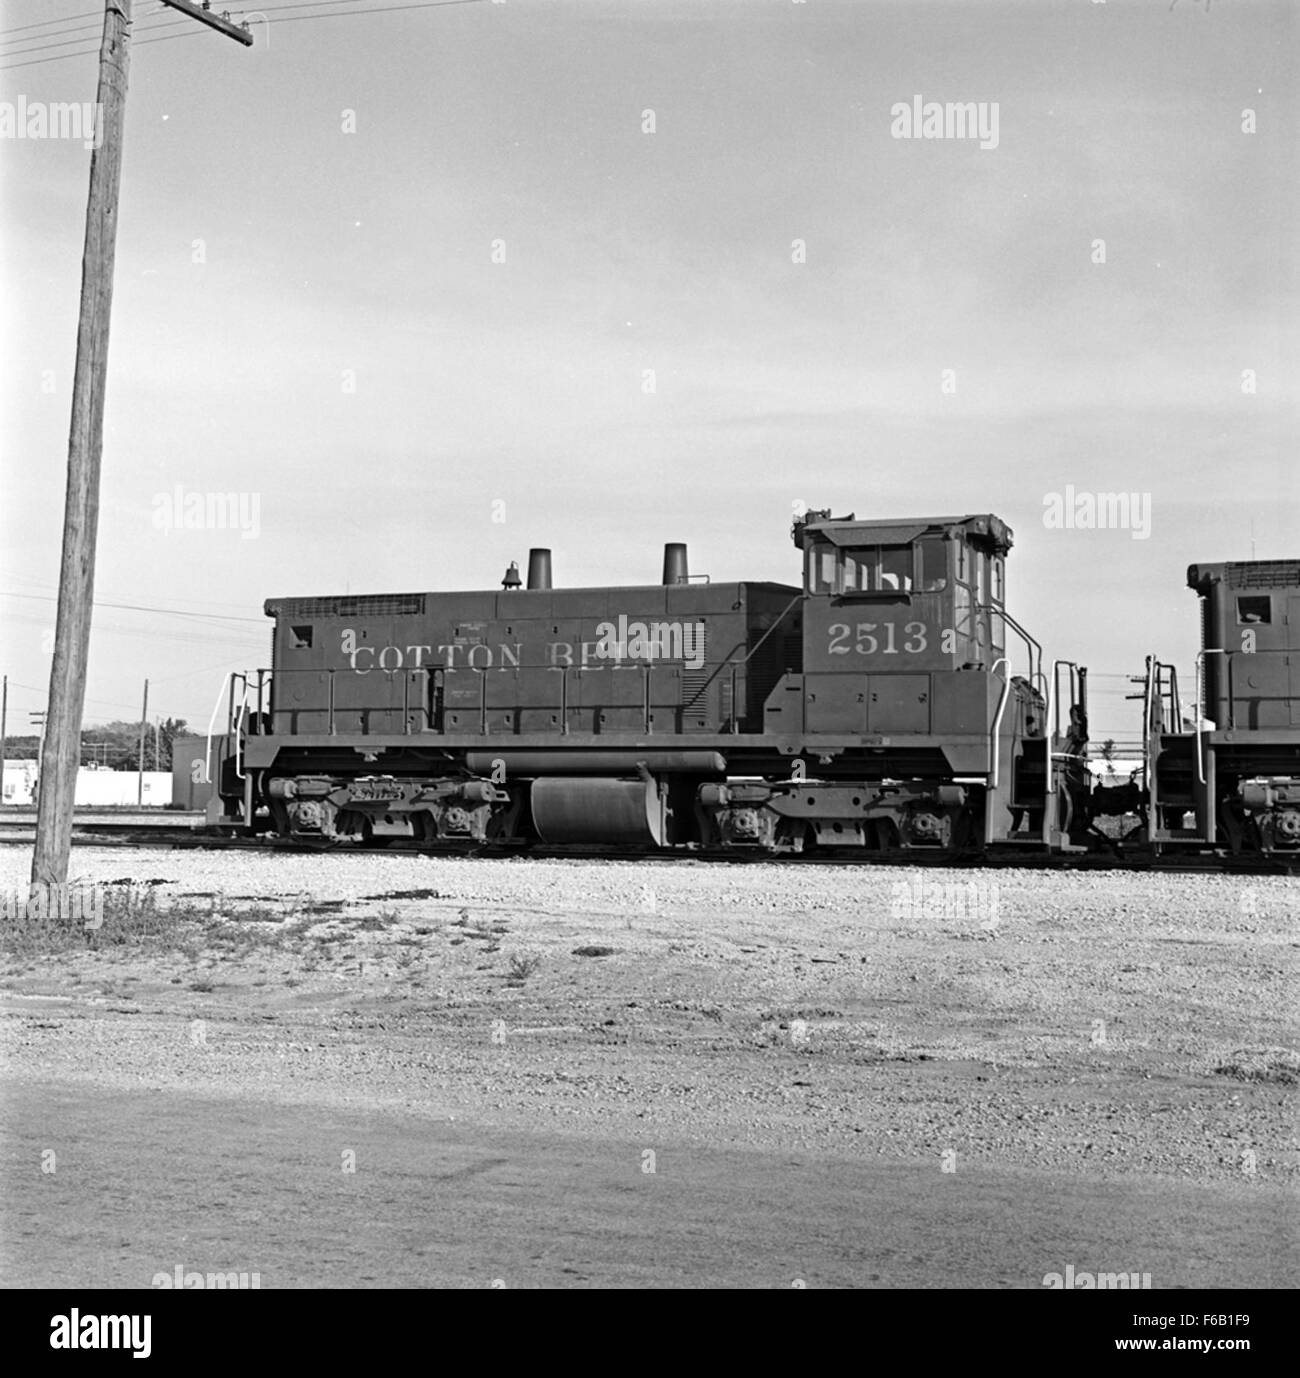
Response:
[136,679,149,805]
[30,0,132,887]
[31,1,251,889]
[0,676,7,807]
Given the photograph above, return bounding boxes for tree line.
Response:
[4,718,189,771]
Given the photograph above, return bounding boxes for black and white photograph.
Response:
[1,0,1296,1330]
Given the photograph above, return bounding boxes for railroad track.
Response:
[0,811,203,843]
[0,816,1292,874]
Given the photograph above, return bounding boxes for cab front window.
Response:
[807,542,916,594]
[842,545,912,592]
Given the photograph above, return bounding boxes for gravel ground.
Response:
[2,848,1296,1186]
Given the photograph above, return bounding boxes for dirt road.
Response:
[1,850,1296,1288]
[2,1078,1290,1289]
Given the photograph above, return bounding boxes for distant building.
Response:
[1087,759,1143,781]
[0,762,173,807]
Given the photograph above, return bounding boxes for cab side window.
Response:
[808,546,837,593]
[1236,596,1270,624]
[919,537,948,591]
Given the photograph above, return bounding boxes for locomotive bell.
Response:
[501,560,522,590]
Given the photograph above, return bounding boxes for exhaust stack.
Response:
[527,548,553,590]
[662,542,689,586]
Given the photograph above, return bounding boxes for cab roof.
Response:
[793,511,1014,555]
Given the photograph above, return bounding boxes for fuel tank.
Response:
[529,776,666,846]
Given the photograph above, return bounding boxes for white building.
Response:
[0,762,173,807]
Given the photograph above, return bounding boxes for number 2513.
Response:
[827,621,927,655]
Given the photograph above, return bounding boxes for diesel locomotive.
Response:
[186,511,1298,862]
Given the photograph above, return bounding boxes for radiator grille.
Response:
[266,594,425,619]
[1224,562,1300,589]
[680,627,710,706]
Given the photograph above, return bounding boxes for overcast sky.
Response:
[1,0,1295,745]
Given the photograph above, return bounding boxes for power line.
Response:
[0,18,186,60]
[233,0,474,11]
[2,47,116,70]
[0,17,198,71]
[265,0,486,23]
[0,589,265,624]
[0,9,103,40]
[1,0,487,70]
[0,20,103,51]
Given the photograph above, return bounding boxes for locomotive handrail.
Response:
[1166,664,1182,732]
[231,673,249,781]
[722,595,803,734]
[203,671,233,786]
[988,657,1010,788]
[1146,659,1178,735]
[401,668,429,734]
[1048,659,1083,742]
[1194,649,1226,785]
[995,609,1044,697]
[739,595,803,665]
[1044,659,1075,816]
[253,669,268,734]
[1142,655,1155,810]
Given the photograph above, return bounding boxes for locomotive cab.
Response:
[769,510,1088,848]
[795,509,1010,681]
